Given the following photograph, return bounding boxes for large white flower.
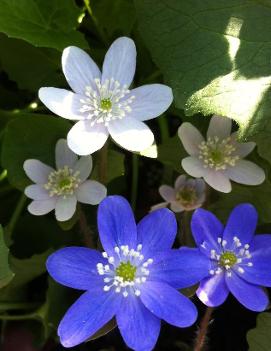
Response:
[178,115,265,193]
[23,139,107,221]
[38,37,173,155]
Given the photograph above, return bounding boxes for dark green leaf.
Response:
[247,312,271,351]
[157,136,186,173]
[135,0,271,138]
[1,114,71,190]
[0,0,87,51]
[0,225,14,288]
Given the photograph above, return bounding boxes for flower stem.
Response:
[5,193,27,246]
[158,115,169,142]
[98,142,109,185]
[83,0,108,44]
[131,154,139,210]
[78,205,95,249]
[194,307,214,351]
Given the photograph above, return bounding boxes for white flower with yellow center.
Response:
[23,139,107,221]
[38,37,173,155]
[178,115,265,193]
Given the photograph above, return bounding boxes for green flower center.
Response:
[44,166,81,197]
[176,186,197,206]
[219,251,237,267]
[100,98,112,111]
[198,136,239,171]
[115,261,137,282]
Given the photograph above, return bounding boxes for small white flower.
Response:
[38,37,173,155]
[151,175,206,212]
[178,115,265,193]
[23,139,107,221]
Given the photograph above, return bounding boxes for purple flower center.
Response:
[96,244,153,298]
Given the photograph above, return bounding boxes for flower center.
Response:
[100,98,112,111]
[115,261,137,282]
[206,236,253,277]
[219,251,237,267]
[96,244,153,297]
[79,78,135,127]
[44,166,81,197]
[198,136,239,170]
[176,186,197,207]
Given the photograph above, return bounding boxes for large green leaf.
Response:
[1,114,71,190]
[135,0,271,138]
[0,225,14,288]
[0,0,87,51]
[0,34,64,91]
[247,312,271,351]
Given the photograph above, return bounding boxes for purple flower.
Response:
[46,196,209,350]
[189,203,271,312]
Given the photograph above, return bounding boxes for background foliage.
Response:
[0,0,270,350]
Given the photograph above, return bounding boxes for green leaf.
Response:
[0,0,87,51]
[0,225,14,288]
[135,0,271,138]
[247,312,271,351]
[92,149,125,183]
[92,0,136,37]
[157,136,186,173]
[1,114,71,190]
[0,34,65,91]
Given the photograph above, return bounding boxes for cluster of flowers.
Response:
[22,37,271,351]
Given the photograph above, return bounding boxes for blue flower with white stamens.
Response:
[46,195,209,350]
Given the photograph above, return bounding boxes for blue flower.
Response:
[46,195,209,350]
[189,203,271,312]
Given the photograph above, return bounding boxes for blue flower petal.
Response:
[46,247,105,290]
[116,296,160,351]
[191,208,224,254]
[150,248,210,289]
[58,290,120,348]
[225,271,269,312]
[140,281,197,327]
[98,196,137,256]
[236,234,271,286]
[223,204,257,246]
[137,208,177,257]
[196,273,229,307]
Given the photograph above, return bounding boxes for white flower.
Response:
[23,139,107,221]
[38,37,173,155]
[178,115,265,193]
[151,175,206,212]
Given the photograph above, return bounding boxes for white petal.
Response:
[224,160,265,185]
[76,180,107,205]
[128,84,173,121]
[62,46,101,95]
[25,185,50,200]
[74,156,93,182]
[55,139,78,169]
[67,121,109,155]
[28,199,56,216]
[150,202,168,212]
[159,185,175,201]
[55,195,77,222]
[182,157,206,177]
[204,171,232,193]
[108,118,154,152]
[231,133,256,157]
[24,160,54,184]
[102,37,136,87]
[170,202,184,213]
[207,115,232,139]
[38,88,84,120]
[174,175,187,189]
[178,123,204,156]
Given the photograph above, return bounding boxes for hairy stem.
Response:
[78,205,95,248]
[131,154,139,210]
[194,307,214,351]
